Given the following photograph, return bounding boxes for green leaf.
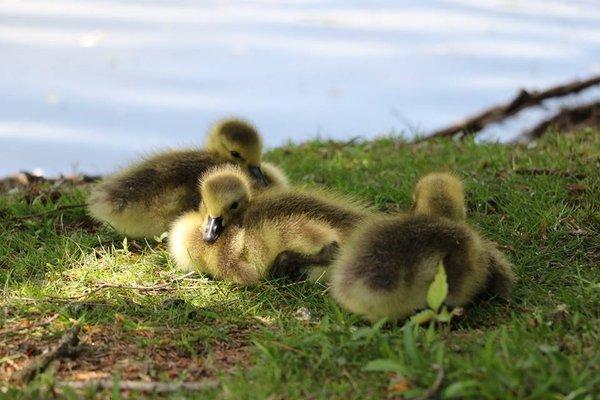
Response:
[425,321,436,343]
[410,309,436,325]
[435,306,452,323]
[427,261,448,311]
[363,358,403,372]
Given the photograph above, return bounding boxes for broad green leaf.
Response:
[436,306,451,323]
[427,261,448,311]
[363,358,403,372]
[410,309,436,325]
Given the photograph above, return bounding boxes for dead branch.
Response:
[56,379,220,393]
[427,75,600,139]
[514,168,586,179]
[414,364,445,400]
[13,324,81,383]
[0,314,59,336]
[522,101,600,139]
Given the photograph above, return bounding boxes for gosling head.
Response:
[199,166,252,244]
[205,118,269,186]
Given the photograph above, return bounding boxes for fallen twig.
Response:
[10,204,88,221]
[0,314,59,336]
[522,101,600,139]
[10,296,110,308]
[56,379,220,393]
[13,324,81,383]
[427,75,600,139]
[514,168,586,179]
[414,364,445,400]
[269,341,305,355]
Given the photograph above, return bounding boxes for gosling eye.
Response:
[230,151,241,159]
[230,201,239,210]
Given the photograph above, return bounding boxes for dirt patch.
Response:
[0,318,255,385]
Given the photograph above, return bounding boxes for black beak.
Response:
[203,216,223,244]
[249,165,269,187]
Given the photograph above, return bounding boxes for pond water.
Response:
[1,0,599,175]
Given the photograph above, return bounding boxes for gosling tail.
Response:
[413,172,466,221]
[481,239,515,299]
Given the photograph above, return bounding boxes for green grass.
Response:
[1,129,598,399]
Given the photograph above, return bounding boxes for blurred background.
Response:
[1,0,599,176]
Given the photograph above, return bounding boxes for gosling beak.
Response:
[249,165,269,187]
[203,216,223,244]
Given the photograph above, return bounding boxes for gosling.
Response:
[330,173,515,322]
[169,165,370,285]
[88,118,288,238]
[413,171,514,297]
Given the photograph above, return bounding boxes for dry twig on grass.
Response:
[56,379,220,393]
[13,324,81,383]
[514,168,586,179]
[0,314,59,336]
[427,75,600,139]
[414,364,445,400]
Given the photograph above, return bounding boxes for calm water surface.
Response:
[1,0,599,175]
